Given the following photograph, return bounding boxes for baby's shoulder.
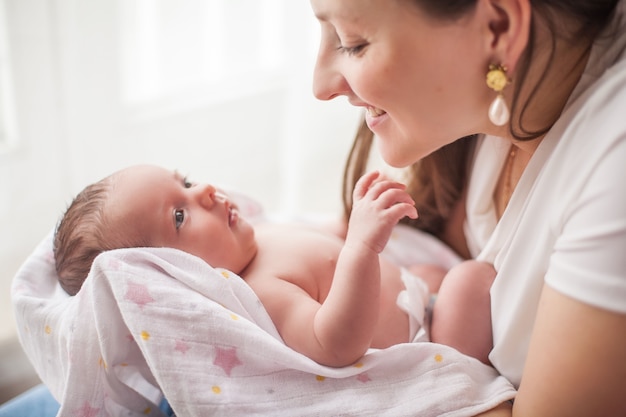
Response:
[255,222,344,248]
[246,223,343,293]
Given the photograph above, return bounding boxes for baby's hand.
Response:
[346,171,417,253]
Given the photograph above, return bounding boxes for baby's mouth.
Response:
[228,206,238,227]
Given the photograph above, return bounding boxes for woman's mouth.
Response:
[365,106,388,130]
[367,106,386,117]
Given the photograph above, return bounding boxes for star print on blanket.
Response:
[12,231,515,417]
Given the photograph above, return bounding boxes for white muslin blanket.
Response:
[12,224,515,416]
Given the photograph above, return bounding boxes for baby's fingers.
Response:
[353,171,416,219]
[353,171,407,200]
[353,171,383,200]
[373,185,417,221]
[386,198,418,221]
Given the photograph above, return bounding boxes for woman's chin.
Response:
[377,143,419,168]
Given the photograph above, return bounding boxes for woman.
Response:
[311,0,626,416]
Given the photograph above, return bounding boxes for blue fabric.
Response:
[0,384,174,416]
[0,384,59,417]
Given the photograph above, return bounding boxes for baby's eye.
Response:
[174,209,185,230]
[182,176,193,188]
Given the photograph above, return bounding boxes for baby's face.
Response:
[108,164,257,273]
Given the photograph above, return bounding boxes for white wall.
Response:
[0,0,362,342]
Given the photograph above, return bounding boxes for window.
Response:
[120,0,287,105]
[0,0,16,152]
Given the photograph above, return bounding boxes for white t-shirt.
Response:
[464,1,626,388]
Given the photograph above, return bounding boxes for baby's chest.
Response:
[254,228,342,299]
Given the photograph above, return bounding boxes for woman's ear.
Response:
[478,0,531,71]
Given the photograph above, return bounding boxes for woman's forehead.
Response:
[311,0,388,22]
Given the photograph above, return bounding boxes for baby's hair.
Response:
[53,178,114,295]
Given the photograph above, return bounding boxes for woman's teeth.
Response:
[367,107,386,117]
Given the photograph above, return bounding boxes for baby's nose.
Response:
[198,184,217,208]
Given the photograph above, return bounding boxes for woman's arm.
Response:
[514,285,626,416]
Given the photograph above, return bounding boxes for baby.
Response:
[54,164,495,367]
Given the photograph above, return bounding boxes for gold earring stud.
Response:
[486,64,510,126]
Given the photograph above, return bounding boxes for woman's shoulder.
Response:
[567,6,626,128]
[554,56,626,159]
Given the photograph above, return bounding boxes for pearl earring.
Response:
[486,64,510,126]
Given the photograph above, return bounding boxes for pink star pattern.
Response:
[174,339,190,354]
[72,401,100,417]
[357,373,371,383]
[12,283,29,295]
[124,282,155,308]
[106,258,122,271]
[213,346,242,376]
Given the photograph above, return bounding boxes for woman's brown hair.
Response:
[342,120,475,239]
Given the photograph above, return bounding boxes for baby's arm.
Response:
[312,171,417,366]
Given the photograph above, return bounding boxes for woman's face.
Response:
[311,0,493,167]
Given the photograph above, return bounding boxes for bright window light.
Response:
[120,0,286,104]
[0,0,16,151]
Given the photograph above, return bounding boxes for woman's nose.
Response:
[312,50,351,101]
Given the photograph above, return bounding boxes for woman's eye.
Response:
[337,43,367,56]
[174,209,185,230]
